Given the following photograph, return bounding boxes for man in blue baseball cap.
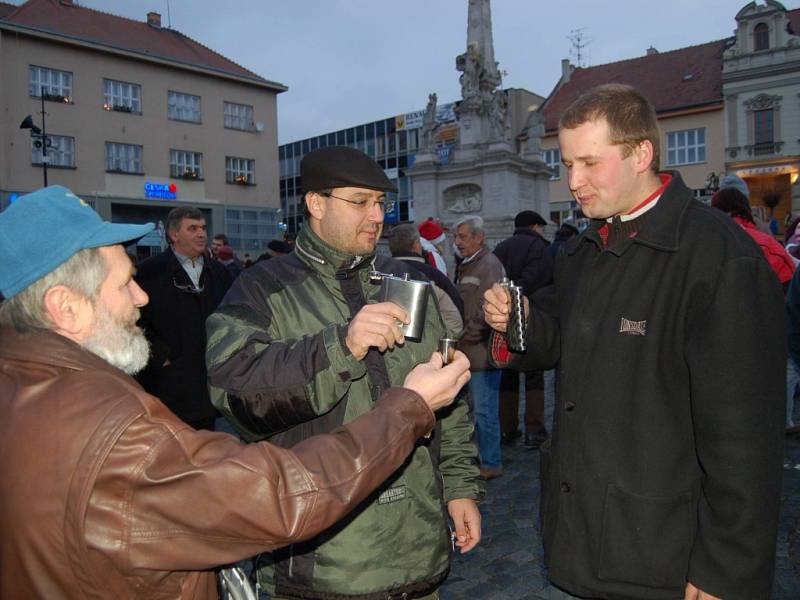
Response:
[0,185,471,599]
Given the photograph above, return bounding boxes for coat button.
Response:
[561,481,571,493]
[565,401,576,412]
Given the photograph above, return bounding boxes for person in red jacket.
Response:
[711,187,795,289]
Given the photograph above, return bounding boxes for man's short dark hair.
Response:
[165,207,205,239]
[559,83,660,173]
[514,210,547,229]
[389,224,421,255]
[213,233,229,244]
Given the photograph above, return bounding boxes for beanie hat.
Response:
[720,174,750,199]
[418,218,446,245]
[301,146,397,194]
[514,210,547,228]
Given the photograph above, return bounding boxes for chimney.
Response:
[646,46,659,56]
[561,58,573,83]
[147,12,162,28]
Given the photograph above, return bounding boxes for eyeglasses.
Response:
[322,192,395,215]
[172,275,203,294]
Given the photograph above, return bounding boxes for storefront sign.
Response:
[144,182,178,200]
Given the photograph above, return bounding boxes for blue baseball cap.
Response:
[0,185,154,299]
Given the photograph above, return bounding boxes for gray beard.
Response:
[81,304,151,375]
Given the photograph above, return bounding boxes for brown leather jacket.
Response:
[0,328,434,599]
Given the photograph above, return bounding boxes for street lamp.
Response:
[19,89,50,187]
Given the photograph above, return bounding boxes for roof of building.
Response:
[0,2,16,18]
[541,40,726,134]
[788,8,800,34]
[0,0,286,91]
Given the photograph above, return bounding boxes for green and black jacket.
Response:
[207,225,482,600]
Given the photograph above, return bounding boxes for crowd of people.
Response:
[0,83,793,599]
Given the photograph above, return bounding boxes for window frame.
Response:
[103,78,142,114]
[31,134,75,168]
[223,101,255,131]
[105,142,143,174]
[544,148,561,180]
[170,149,204,180]
[29,65,73,103]
[167,90,201,123]
[753,22,769,51]
[226,156,255,185]
[666,127,707,167]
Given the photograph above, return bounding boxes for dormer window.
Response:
[754,22,769,51]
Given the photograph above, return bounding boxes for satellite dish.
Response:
[255,121,265,133]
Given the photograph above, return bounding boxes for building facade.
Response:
[723,1,800,228]
[0,0,286,257]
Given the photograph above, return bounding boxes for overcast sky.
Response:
[69,1,792,143]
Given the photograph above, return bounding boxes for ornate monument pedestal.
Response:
[408,0,551,246]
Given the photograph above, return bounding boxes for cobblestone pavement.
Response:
[441,432,800,600]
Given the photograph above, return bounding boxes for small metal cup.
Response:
[438,338,457,365]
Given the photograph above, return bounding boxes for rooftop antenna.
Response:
[166,0,172,28]
[567,28,592,68]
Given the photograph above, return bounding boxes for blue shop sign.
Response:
[145,182,178,200]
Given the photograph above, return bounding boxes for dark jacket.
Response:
[206,225,481,600]
[457,245,505,370]
[393,250,465,318]
[495,173,785,599]
[135,247,232,423]
[0,327,436,599]
[493,227,553,296]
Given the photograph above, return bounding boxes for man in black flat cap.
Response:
[207,146,483,600]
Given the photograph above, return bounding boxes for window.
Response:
[32,134,75,167]
[754,23,769,51]
[666,128,706,166]
[106,142,142,173]
[753,109,774,154]
[224,101,254,131]
[544,149,561,180]
[170,149,203,179]
[103,79,141,113]
[168,91,201,123]
[29,65,72,102]
[226,156,255,184]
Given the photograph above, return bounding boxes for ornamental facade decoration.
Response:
[444,183,482,213]
[743,93,782,111]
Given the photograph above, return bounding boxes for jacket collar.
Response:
[460,245,490,266]
[393,251,426,263]
[294,225,376,280]
[567,171,692,257]
[0,326,127,377]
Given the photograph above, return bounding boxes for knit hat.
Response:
[418,218,446,245]
[301,146,397,194]
[514,210,547,228]
[720,174,750,199]
[0,185,153,299]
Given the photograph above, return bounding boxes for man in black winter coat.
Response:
[493,211,553,448]
[484,84,784,600]
[135,207,232,430]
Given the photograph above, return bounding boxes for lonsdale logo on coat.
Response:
[619,317,647,336]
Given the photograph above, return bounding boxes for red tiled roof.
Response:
[0,0,286,90]
[788,8,800,35]
[0,2,16,18]
[541,40,726,134]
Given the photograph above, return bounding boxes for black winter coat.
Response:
[493,228,553,296]
[501,173,785,599]
[135,248,232,423]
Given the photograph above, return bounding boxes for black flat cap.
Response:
[301,146,397,194]
[514,210,547,228]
